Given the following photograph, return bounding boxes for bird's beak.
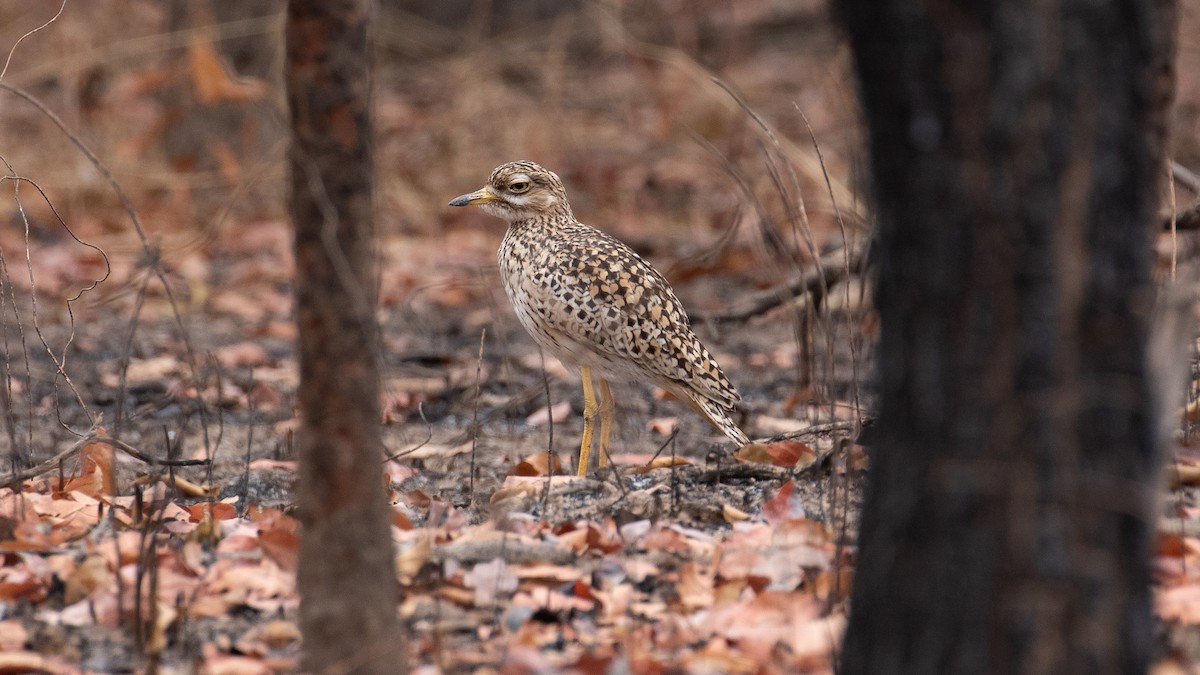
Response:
[448,187,499,207]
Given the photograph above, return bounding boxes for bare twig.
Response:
[694,246,867,324]
[382,402,435,462]
[0,82,212,455]
[468,329,486,504]
[0,0,68,82]
[539,348,554,515]
[2,433,210,485]
[1173,160,1200,194]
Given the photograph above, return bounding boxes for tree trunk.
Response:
[287,1,403,672]
[837,0,1176,673]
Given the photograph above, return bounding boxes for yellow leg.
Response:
[578,367,598,476]
[598,379,613,468]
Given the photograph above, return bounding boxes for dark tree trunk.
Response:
[287,1,403,672]
[837,1,1176,673]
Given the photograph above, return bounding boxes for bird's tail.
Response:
[688,393,750,446]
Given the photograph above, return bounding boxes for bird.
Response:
[449,160,749,476]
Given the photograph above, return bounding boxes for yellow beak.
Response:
[448,187,500,207]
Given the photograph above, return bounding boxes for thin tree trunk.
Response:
[287,1,403,672]
[837,0,1176,672]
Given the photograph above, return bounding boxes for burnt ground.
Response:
[0,0,1197,672]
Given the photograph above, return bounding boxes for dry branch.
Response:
[693,245,868,324]
[1,433,210,485]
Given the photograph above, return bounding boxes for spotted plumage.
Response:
[450,161,749,474]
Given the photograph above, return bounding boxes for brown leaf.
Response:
[1167,461,1200,488]
[675,563,714,610]
[646,456,692,469]
[525,401,572,427]
[0,652,80,675]
[214,341,269,369]
[722,504,751,523]
[187,38,268,104]
[0,620,28,652]
[395,536,432,582]
[463,558,519,606]
[762,480,800,524]
[64,555,112,605]
[647,417,679,436]
[1157,584,1200,623]
[79,439,116,496]
[513,451,565,476]
[733,442,776,464]
[185,502,236,523]
[258,525,299,574]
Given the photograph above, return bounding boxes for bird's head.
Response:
[448,161,573,223]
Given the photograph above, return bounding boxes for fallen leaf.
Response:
[0,619,28,651]
[722,504,751,523]
[513,451,565,477]
[120,356,181,386]
[676,563,714,610]
[185,502,236,523]
[511,564,584,584]
[396,536,432,582]
[203,655,274,675]
[64,555,112,605]
[463,558,519,606]
[1167,461,1200,488]
[646,456,693,469]
[214,341,269,369]
[733,442,776,465]
[647,417,679,436]
[0,651,80,675]
[1158,584,1200,623]
[762,480,805,524]
[525,401,572,427]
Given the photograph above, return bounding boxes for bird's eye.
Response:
[509,181,530,193]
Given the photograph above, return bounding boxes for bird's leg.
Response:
[598,379,614,468]
[578,367,598,477]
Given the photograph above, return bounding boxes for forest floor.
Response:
[0,1,1198,673]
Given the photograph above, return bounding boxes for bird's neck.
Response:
[507,208,575,231]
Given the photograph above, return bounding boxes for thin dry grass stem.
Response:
[696,248,865,324]
[469,328,486,506]
[670,432,679,516]
[647,426,681,464]
[798,105,865,430]
[0,167,109,435]
[711,116,832,420]
[479,266,518,398]
[111,515,125,631]
[0,82,214,459]
[0,430,209,485]
[384,402,434,463]
[681,126,774,243]
[705,79,854,428]
[0,0,68,82]
[239,366,256,516]
[4,12,280,91]
[113,274,151,440]
[592,11,864,217]
[1174,161,1200,195]
[207,352,226,479]
[0,190,33,462]
[134,500,166,654]
[539,348,554,516]
[1170,159,1178,281]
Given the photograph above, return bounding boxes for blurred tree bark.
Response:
[287,1,403,673]
[837,0,1176,673]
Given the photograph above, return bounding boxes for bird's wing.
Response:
[534,225,740,408]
